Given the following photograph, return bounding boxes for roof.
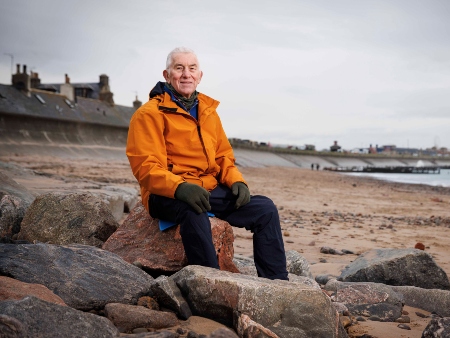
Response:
[38,82,102,99]
[0,84,134,128]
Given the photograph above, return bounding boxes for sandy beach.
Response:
[1,154,449,338]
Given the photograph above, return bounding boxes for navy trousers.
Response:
[149,184,288,280]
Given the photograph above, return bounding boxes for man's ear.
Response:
[198,70,203,84]
[163,70,169,82]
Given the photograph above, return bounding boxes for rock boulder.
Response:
[338,248,450,290]
[0,171,35,241]
[172,265,340,337]
[0,296,120,337]
[0,243,154,310]
[0,276,66,306]
[18,192,118,247]
[103,202,238,274]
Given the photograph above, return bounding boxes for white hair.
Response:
[166,47,200,71]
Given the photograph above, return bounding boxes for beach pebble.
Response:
[177,328,187,334]
[395,315,411,323]
[416,311,428,318]
[397,324,411,330]
[415,242,425,250]
[356,316,366,321]
[339,316,352,328]
[368,316,382,321]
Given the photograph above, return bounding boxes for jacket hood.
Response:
[149,81,166,99]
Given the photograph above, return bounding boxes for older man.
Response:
[126,47,288,280]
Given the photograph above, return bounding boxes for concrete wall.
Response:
[0,113,128,159]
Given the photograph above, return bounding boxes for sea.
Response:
[344,169,450,188]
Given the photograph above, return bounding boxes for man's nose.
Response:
[181,69,190,77]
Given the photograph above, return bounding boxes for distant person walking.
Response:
[126,47,288,280]
[316,164,320,171]
[311,163,314,170]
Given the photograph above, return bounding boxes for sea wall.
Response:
[0,113,128,159]
[1,92,450,168]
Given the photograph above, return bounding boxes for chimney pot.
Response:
[16,64,20,74]
[65,74,70,84]
[23,65,27,74]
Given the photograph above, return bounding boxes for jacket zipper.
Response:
[197,123,211,173]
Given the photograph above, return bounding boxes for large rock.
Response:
[103,202,238,274]
[422,316,450,337]
[325,280,404,321]
[391,286,450,317]
[0,276,66,306]
[172,265,340,337]
[338,248,450,290]
[0,170,35,206]
[104,303,178,333]
[89,185,139,222]
[233,254,319,289]
[18,192,119,247]
[0,296,120,337]
[0,243,154,310]
[285,250,313,279]
[150,275,192,319]
[0,171,35,241]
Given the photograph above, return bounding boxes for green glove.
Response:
[175,182,211,214]
[231,182,250,209]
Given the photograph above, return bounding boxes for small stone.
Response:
[395,315,410,323]
[308,241,315,246]
[340,316,352,328]
[177,327,187,334]
[132,328,148,333]
[319,258,327,263]
[415,242,425,250]
[283,231,290,236]
[341,249,354,255]
[397,324,411,330]
[368,316,382,321]
[402,310,409,315]
[356,316,366,321]
[415,311,428,318]
[187,332,200,338]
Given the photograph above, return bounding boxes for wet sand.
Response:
[1,154,449,338]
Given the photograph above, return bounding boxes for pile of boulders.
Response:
[1,170,450,337]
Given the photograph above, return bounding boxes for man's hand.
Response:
[231,182,250,209]
[175,182,211,214]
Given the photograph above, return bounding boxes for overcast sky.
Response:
[1,0,449,150]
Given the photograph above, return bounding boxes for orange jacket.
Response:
[126,84,246,212]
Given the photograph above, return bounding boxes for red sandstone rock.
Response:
[102,202,239,274]
[0,276,66,306]
[415,242,425,250]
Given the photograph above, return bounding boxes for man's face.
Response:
[163,52,203,98]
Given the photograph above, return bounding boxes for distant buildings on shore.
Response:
[10,63,142,109]
[229,138,450,158]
